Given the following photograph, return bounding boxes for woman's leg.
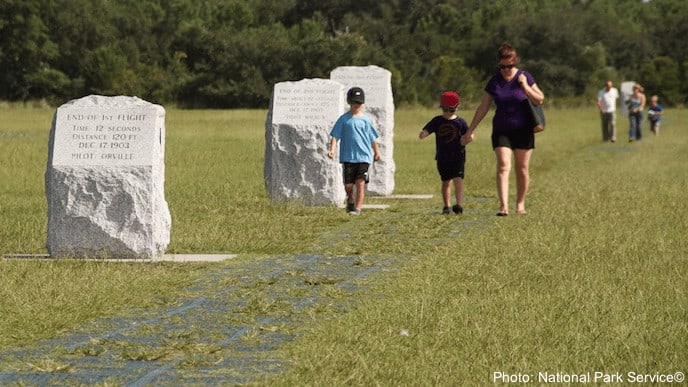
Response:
[629,114,638,141]
[636,113,643,140]
[495,147,512,214]
[514,149,533,214]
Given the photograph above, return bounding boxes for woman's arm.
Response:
[461,91,492,145]
[518,73,545,105]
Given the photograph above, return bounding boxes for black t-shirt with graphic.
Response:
[422,115,468,162]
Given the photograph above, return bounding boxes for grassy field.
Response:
[1,106,686,384]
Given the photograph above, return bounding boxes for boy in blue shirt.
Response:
[648,95,664,136]
[419,91,468,214]
[328,87,381,215]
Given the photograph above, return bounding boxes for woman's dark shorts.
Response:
[343,162,370,184]
[492,129,535,150]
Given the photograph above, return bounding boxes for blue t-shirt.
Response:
[330,112,379,163]
[627,96,642,114]
[422,115,468,162]
[485,70,536,133]
[648,104,663,123]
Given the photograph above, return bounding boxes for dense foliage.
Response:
[1,0,686,108]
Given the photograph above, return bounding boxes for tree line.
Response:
[1,0,686,108]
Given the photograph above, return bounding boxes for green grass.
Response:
[271,109,688,385]
[1,106,686,384]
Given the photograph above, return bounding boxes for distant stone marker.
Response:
[264,79,346,205]
[620,81,635,117]
[330,65,396,196]
[45,95,171,259]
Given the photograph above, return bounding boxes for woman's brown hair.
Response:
[498,43,519,64]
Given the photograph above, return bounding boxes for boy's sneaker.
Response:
[346,202,355,213]
[452,204,463,214]
[442,206,451,214]
[348,210,361,215]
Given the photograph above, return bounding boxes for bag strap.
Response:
[518,69,537,104]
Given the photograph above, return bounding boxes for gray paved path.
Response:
[0,254,393,385]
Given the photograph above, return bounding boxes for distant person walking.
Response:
[419,91,468,214]
[597,80,619,142]
[328,87,381,215]
[627,84,646,141]
[461,43,544,216]
[648,95,664,136]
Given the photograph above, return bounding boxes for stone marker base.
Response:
[334,193,434,210]
[384,194,434,199]
[2,254,235,263]
[336,204,390,210]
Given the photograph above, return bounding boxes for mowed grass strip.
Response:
[0,106,686,384]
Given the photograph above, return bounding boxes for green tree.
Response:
[0,0,64,101]
[2,0,688,107]
[428,56,482,107]
[639,56,681,105]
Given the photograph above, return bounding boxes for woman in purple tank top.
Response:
[461,44,545,216]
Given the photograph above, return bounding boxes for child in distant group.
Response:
[419,91,468,214]
[647,95,664,136]
[328,87,381,215]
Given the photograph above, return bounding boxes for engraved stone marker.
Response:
[330,65,395,195]
[264,79,346,205]
[45,95,171,259]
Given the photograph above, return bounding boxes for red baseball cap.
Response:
[440,91,460,108]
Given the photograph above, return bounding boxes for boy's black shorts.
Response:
[342,162,370,184]
[437,156,465,181]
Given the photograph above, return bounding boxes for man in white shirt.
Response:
[597,80,619,142]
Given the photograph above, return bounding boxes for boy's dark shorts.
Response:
[492,130,535,150]
[437,154,465,181]
[343,162,370,184]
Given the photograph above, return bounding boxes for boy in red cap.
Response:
[419,91,468,214]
